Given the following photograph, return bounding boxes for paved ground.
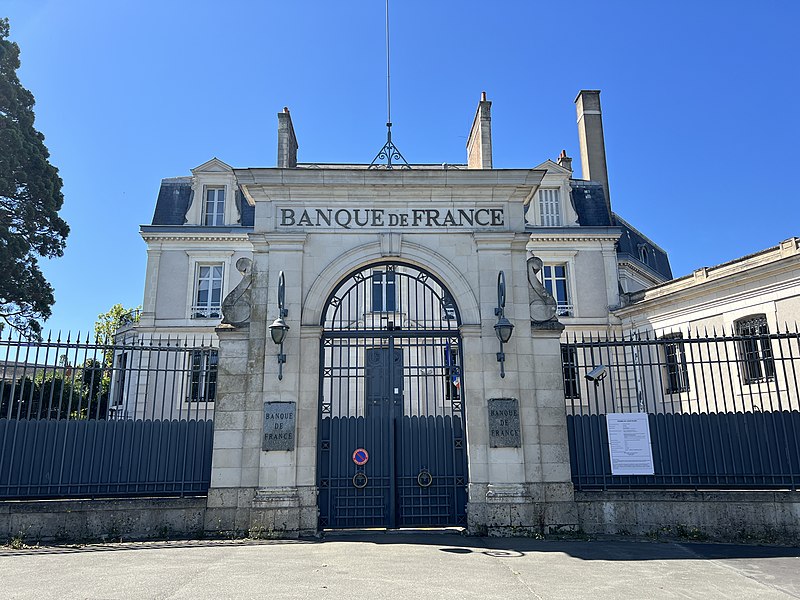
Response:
[1,532,799,599]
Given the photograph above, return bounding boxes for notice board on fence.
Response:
[606,413,654,475]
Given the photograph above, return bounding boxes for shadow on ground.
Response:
[3,530,800,562]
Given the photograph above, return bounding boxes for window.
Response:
[444,343,461,403]
[371,269,396,312]
[193,264,223,318]
[190,350,218,402]
[662,333,690,394]
[639,245,650,265]
[561,345,580,399]
[538,189,562,226]
[113,352,128,407]
[735,315,775,383]
[541,264,572,316]
[203,187,225,226]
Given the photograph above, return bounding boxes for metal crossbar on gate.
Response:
[0,331,217,499]
[562,326,800,490]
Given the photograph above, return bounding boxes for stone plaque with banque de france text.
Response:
[263,401,296,451]
[488,398,521,448]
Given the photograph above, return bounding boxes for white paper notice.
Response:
[606,413,655,475]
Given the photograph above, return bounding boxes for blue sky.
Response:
[5,0,799,335]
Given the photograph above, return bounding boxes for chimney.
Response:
[557,149,573,172]
[467,91,492,169]
[575,90,610,204]
[277,107,298,168]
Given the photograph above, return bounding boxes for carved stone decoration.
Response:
[527,254,558,323]
[221,257,253,327]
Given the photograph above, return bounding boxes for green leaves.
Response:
[0,18,69,338]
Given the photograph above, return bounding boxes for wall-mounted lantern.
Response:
[268,271,290,380]
[494,270,514,378]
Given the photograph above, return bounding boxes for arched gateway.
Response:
[317,261,468,528]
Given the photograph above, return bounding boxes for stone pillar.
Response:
[205,236,269,536]
[465,233,576,536]
[529,321,577,529]
[206,324,260,535]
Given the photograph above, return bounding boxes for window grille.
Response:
[190,349,218,402]
[561,345,580,399]
[662,333,690,393]
[735,314,775,383]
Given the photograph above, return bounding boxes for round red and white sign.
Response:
[352,448,369,466]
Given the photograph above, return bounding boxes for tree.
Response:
[0,18,69,339]
[94,303,141,342]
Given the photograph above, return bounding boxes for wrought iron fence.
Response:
[562,326,800,490]
[0,331,217,499]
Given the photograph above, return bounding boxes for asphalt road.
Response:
[1,532,799,599]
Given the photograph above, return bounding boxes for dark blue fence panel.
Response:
[567,411,800,490]
[0,419,214,499]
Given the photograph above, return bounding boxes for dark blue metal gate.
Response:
[317,263,468,529]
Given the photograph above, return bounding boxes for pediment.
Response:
[533,159,571,175]
[191,157,233,174]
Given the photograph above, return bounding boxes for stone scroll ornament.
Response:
[221,257,253,327]
[527,254,558,323]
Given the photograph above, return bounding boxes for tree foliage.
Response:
[0,18,69,339]
[94,303,141,343]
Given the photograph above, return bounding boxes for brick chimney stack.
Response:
[575,90,610,204]
[557,149,573,172]
[277,107,298,168]
[467,92,492,169]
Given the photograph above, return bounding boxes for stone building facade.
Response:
[129,91,676,534]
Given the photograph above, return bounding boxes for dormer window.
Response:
[639,244,650,265]
[538,189,562,226]
[204,187,225,226]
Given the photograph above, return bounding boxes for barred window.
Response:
[190,350,218,402]
[662,333,690,394]
[538,189,562,227]
[561,345,580,399]
[735,315,775,383]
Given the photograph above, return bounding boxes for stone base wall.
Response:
[205,486,318,538]
[0,497,206,545]
[576,490,800,544]
[467,483,578,537]
[8,490,799,544]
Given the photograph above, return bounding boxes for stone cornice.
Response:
[526,227,621,244]
[140,231,252,244]
[235,168,546,206]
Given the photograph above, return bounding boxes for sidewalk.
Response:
[2,532,799,599]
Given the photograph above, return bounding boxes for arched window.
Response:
[639,244,650,265]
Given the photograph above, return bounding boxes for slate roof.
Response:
[150,177,254,227]
[569,180,613,227]
[568,179,672,280]
[614,214,673,280]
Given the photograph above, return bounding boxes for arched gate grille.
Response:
[317,262,468,529]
